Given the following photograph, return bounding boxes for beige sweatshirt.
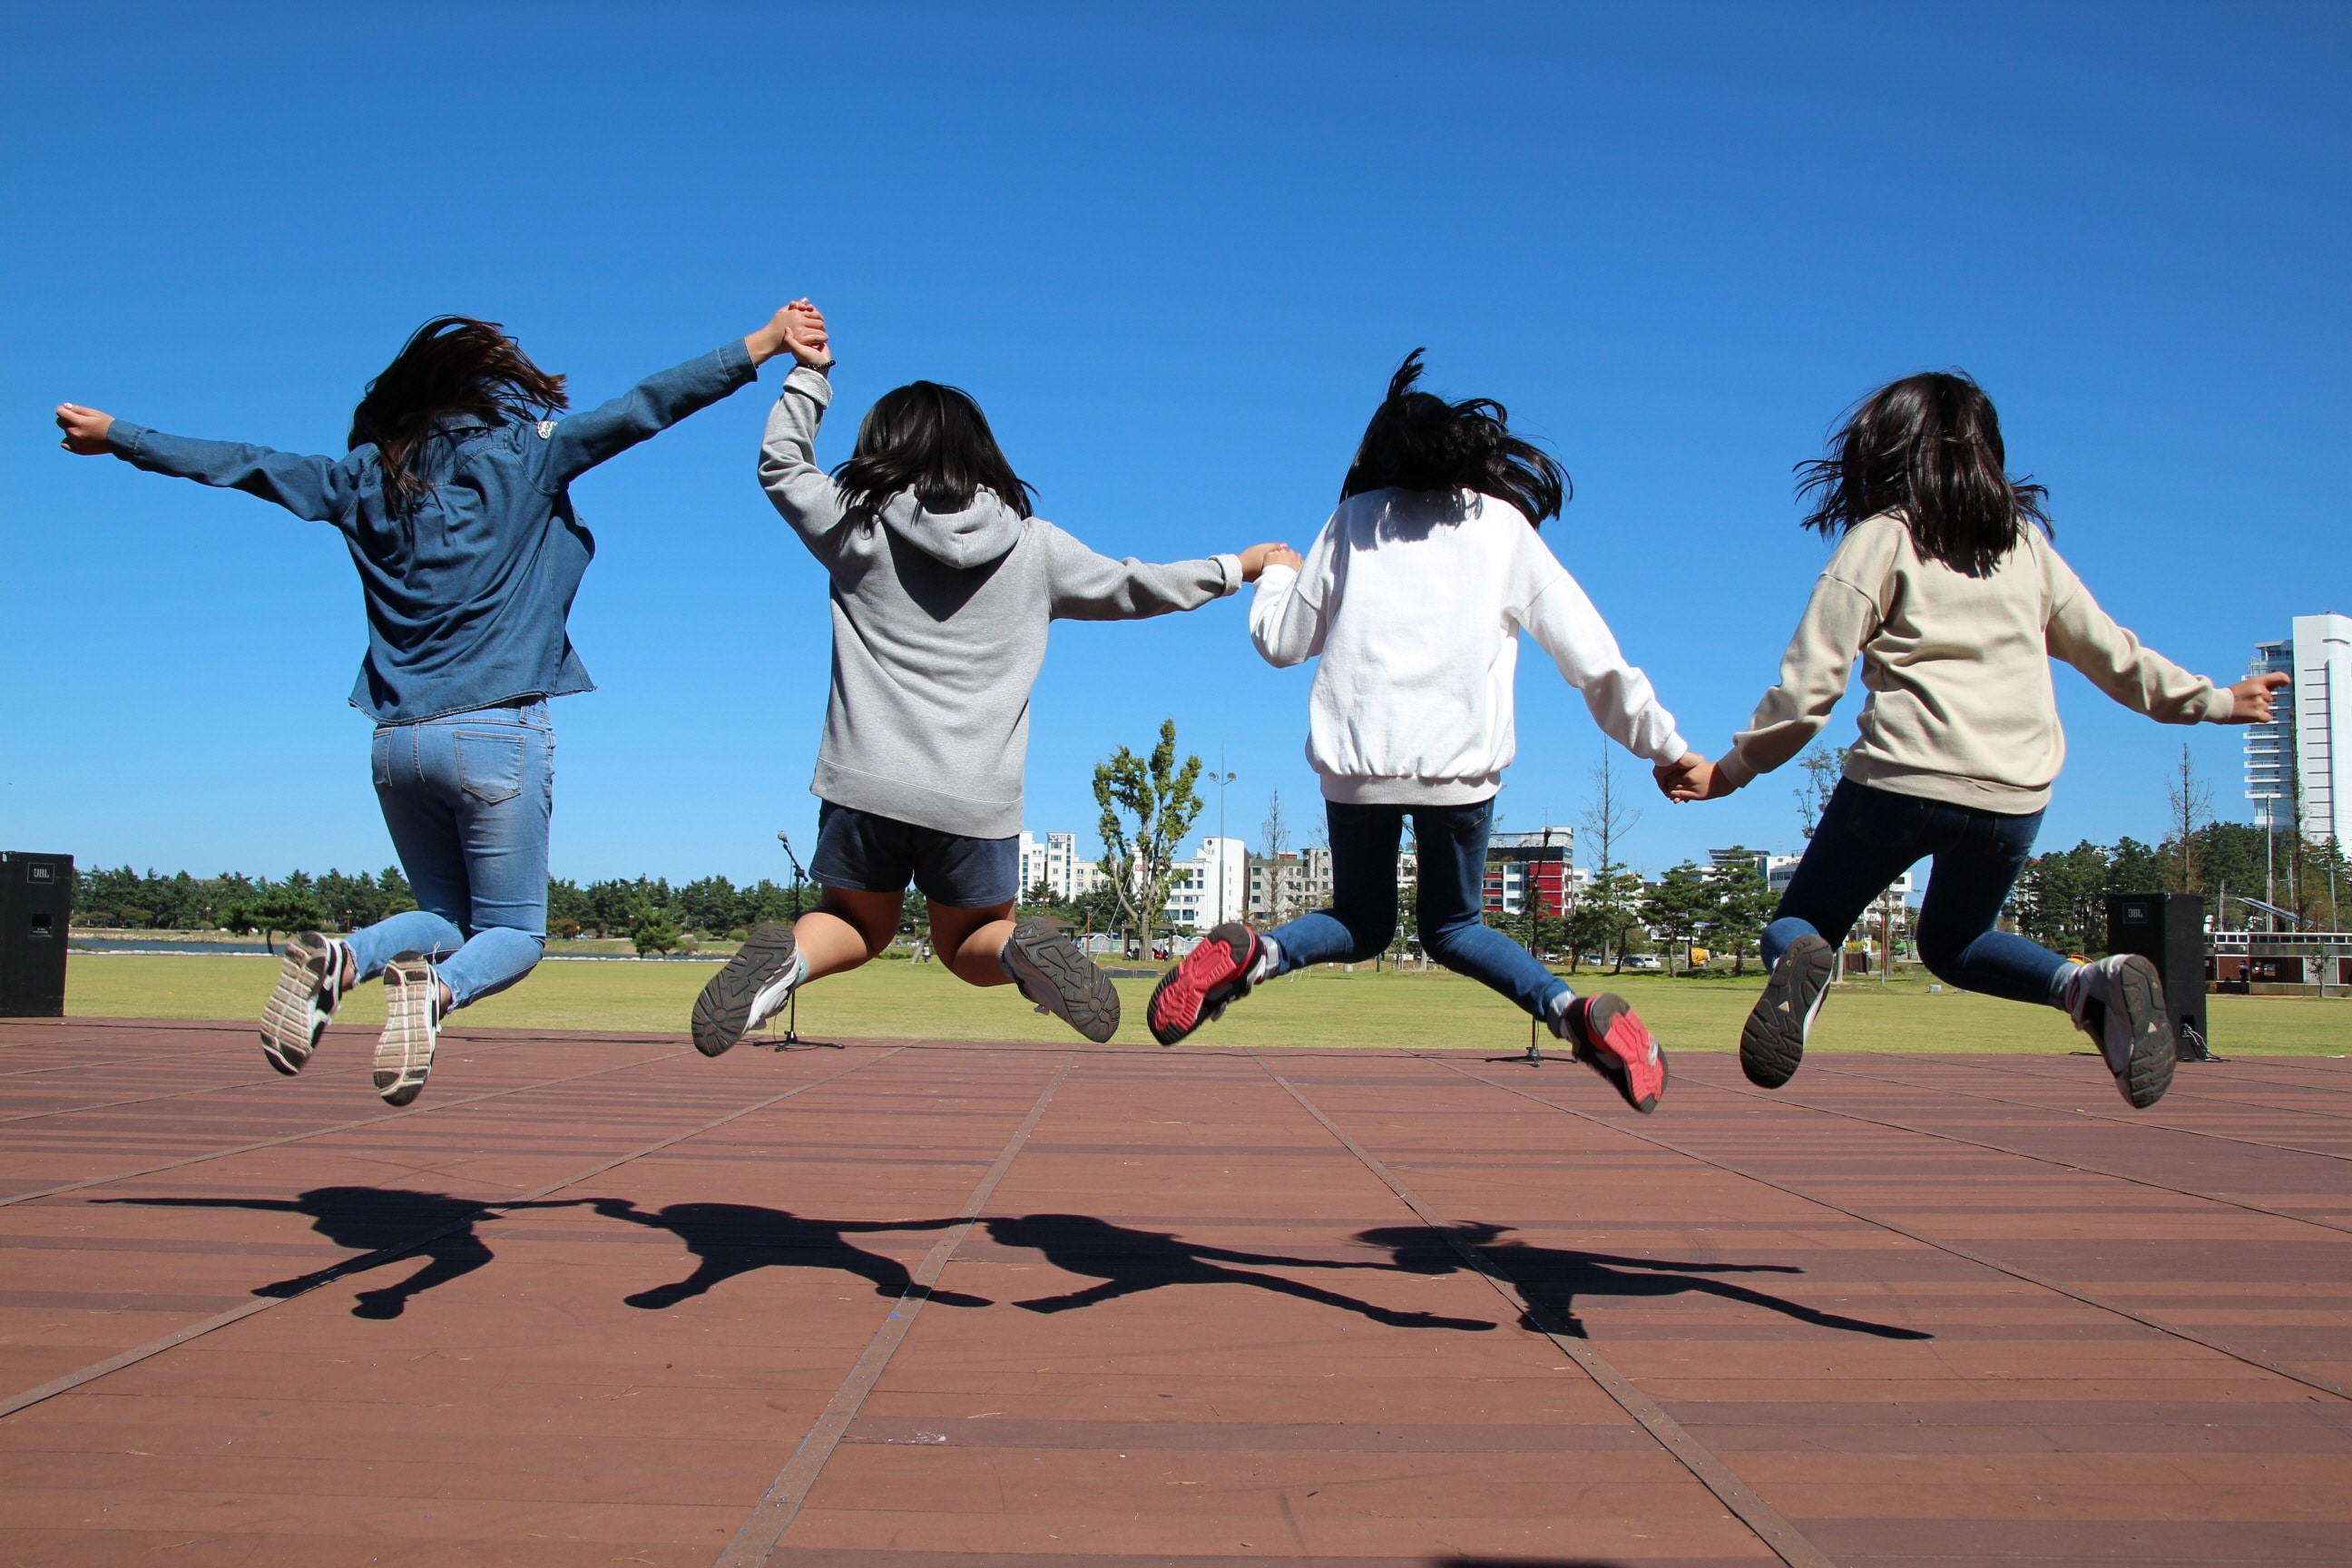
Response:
[1717,514,2231,813]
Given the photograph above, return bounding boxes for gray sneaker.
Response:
[1003,919,1121,1043]
[1740,935,1835,1089]
[2065,954,2176,1109]
[260,930,349,1077]
[375,957,443,1107]
[691,923,802,1058]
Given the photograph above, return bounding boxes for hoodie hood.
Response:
[875,488,1027,570]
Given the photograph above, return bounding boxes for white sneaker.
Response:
[260,931,350,1077]
[691,923,802,1058]
[2063,954,2176,1109]
[376,957,444,1106]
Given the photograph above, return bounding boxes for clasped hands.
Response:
[1653,750,1735,804]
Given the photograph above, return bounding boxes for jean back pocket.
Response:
[454,730,527,805]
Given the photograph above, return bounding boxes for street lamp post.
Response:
[1207,761,1238,930]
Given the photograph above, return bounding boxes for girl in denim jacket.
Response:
[55,303,820,1103]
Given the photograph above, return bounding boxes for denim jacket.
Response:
[105,339,758,722]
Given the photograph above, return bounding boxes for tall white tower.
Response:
[2248,613,2352,845]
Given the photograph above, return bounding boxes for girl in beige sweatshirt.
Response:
[1670,372,2283,1109]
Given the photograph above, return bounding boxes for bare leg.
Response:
[930,900,1018,988]
[794,887,904,982]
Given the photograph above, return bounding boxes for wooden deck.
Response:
[1,1017,2347,1566]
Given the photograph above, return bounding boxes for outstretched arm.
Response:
[756,299,852,552]
[2044,564,2238,725]
[1516,553,1688,767]
[1041,523,1244,620]
[1712,570,1878,792]
[59,401,363,523]
[538,302,808,486]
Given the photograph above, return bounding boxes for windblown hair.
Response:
[348,317,568,517]
[1796,371,2051,576]
[1339,349,1567,524]
[832,380,1036,524]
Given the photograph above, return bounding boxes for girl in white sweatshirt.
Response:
[1147,353,1692,1113]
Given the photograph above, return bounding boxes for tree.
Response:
[628,898,681,956]
[1259,789,1292,926]
[1795,743,1847,840]
[1706,848,1778,976]
[2014,840,2109,955]
[2108,836,2165,896]
[1580,749,1642,973]
[1093,719,1206,958]
[1641,863,1713,976]
[224,887,328,954]
[2166,743,2210,894]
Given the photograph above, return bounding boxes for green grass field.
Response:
[62,953,2352,1054]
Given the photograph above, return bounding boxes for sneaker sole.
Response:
[1574,994,1669,1114]
[1740,935,1833,1089]
[1147,923,1258,1045]
[259,931,336,1076]
[1006,919,1121,1044]
[375,959,438,1107]
[691,923,799,1058]
[2106,954,2178,1110]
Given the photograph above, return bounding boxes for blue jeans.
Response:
[1761,779,2065,1006]
[1265,799,1569,1018]
[344,701,553,1009]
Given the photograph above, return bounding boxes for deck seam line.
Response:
[1688,1070,2352,1234]
[0,1046,908,1422]
[0,1043,695,1208]
[719,1052,1077,1568]
[1804,1058,2352,1166]
[0,1024,551,1080]
[1259,1060,1838,1568]
[1428,1056,2350,1403]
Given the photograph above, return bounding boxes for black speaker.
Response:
[2105,891,2212,1061]
[1,852,74,1018]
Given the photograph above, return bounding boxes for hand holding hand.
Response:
[55,403,113,455]
[780,299,831,368]
[2227,671,2290,724]
[1238,543,1303,581]
[746,299,831,368]
[1238,543,1299,582]
[1657,752,1738,803]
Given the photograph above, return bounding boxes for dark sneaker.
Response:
[260,930,348,1077]
[2065,954,2176,1109]
[691,922,801,1058]
[1555,994,1668,1113]
[1740,934,1834,1089]
[1148,922,1263,1045]
[1004,918,1121,1043]
[375,957,443,1107]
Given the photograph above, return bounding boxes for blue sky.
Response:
[4,3,2346,886]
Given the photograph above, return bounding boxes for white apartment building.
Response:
[1163,837,1250,931]
[2248,612,2351,845]
[1248,848,1334,923]
[1018,831,1087,904]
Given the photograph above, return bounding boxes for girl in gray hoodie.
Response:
[691,303,1284,1054]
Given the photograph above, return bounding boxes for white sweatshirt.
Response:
[1250,487,1687,806]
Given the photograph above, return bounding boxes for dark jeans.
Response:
[1266,798,1569,1018]
[1762,779,2066,1006]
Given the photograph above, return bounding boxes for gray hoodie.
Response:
[760,366,1240,839]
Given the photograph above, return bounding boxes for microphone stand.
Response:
[762,831,840,1050]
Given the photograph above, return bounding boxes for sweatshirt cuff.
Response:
[103,419,149,461]
[2200,684,2237,723]
[783,363,835,407]
[1211,553,1243,594]
[1716,749,1759,789]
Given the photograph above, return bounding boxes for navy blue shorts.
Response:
[808,801,1021,909]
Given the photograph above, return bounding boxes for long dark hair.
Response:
[348,317,569,517]
[831,380,1036,524]
[1339,349,1566,524]
[1797,371,2051,576]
